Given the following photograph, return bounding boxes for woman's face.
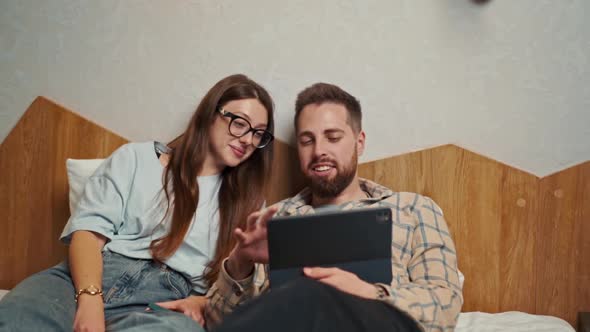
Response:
[208,98,269,170]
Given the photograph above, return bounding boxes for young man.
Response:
[206,83,463,332]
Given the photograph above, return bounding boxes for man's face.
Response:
[296,102,365,198]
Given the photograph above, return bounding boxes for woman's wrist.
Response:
[76,293,104,308]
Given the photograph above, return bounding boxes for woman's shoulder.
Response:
[111,141,158,158]
[98,141,159,172]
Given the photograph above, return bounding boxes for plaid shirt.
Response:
[206,178,463,331]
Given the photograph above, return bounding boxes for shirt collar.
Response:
[282,178,394,215]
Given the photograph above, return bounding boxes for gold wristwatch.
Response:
[75,285,103,302]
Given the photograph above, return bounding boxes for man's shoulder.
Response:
[383,191,442,212]
[359,178,443,215]
[268,188,310,216]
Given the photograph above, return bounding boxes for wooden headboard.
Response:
[1,97,588,327]
[358,145,590,327]
[0,97,128,290]
[0,97,303,290]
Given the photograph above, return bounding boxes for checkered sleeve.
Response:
[205,259,269,326]
[380,195,463,332]
[204,200,288,327]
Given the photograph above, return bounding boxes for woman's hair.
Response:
[150,74,274,286]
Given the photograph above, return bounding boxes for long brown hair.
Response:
[150,74,274,286]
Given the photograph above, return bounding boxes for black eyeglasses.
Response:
[218,109,274,148]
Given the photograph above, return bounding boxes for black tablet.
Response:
[267,207,392,289]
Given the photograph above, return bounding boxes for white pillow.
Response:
[66,158,105,214]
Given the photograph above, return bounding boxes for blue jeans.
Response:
[0,251,205,331]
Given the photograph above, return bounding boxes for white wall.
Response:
[1,0,588,176]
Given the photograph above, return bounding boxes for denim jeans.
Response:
[0,251,205,332]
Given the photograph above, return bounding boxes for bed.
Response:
[455,312,574,332]
[0,290,575,331]
[1,97,587,331]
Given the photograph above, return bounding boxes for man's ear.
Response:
[356,130,366,156]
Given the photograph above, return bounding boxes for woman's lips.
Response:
[230,145,245,158]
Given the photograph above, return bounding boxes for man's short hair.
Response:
[295,83,362,133]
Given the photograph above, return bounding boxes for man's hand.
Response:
[304,267,378,300]
[73,295,105,332]
[154,295,208,327]
[226,207,278,279]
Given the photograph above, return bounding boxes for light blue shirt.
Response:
[61,141,221,293]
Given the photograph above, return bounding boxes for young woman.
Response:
[0,74,275,332]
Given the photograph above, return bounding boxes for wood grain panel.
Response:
[265,140,305,204]
[452,148,504,313]
[360,145,504,312]
[535,162,589,325]
[498,167,537,313]
[0,97,128,289]
[359,145,589,327]
[579,162,590,316]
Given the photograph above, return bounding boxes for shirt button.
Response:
[232,285,242,296]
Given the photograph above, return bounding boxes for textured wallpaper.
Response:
[1,0,588,176]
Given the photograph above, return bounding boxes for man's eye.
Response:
[300,139,313,146]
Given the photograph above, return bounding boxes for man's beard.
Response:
[306,149,358,199]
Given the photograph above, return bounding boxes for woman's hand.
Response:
[73,295,105,332]
[154,295,208,327]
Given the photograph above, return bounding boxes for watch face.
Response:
[87,285,99,294]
